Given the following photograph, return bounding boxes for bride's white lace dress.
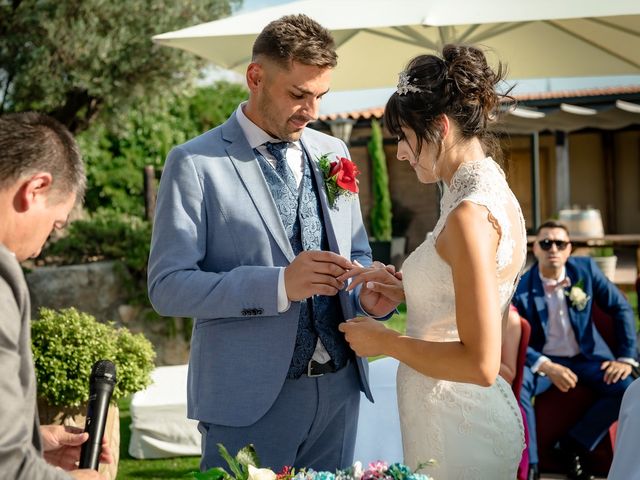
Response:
[397,157,526,479]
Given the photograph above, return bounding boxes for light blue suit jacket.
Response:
[148,113,375,427]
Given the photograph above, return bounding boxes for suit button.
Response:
[256,308,264,315]
[241,309,249,316]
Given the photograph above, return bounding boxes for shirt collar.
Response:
[235,103,301,152]
[539,266,567,285]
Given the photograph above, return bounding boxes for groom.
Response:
[148,14,395,473]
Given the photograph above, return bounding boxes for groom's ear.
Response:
[246,62,263,92]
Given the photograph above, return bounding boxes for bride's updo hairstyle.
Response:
[384,44,510,161]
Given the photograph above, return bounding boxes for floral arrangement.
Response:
[317,153,360,209]
[191,444,435,480]
[566,279,590,311]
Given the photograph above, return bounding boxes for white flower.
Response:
[352,461,364,480]
[248,465,277,480]
[567,285,590,311]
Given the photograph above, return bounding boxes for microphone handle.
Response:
[79,380,114,470]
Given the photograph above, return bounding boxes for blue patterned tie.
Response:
[266,141,298,194]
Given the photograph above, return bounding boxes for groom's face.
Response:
[247,58,332,142]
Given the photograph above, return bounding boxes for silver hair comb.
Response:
[396,71,424,95]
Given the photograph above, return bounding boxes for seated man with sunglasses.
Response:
[513,220,637,480]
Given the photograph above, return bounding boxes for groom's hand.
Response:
[285,251,353,301]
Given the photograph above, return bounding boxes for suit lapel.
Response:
[300,136,355,318]
[300,136,341,255]
[564,260,584,341]
[222,116,295,262]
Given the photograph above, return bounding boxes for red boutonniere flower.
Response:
[317,153,360,209]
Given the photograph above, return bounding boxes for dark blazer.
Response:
[0,244,70,479]
[513,256,637,368]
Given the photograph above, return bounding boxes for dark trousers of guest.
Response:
[520,354,633,465]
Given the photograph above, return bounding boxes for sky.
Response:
[213,0,640,115]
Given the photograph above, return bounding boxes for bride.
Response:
[339,44,526,478]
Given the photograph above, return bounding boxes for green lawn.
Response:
[116,399,199,479]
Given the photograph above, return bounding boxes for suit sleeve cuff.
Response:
[277,268,291,313]
[531,355,551,375]
[617,357,639,368]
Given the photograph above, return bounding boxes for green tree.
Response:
[77,81,248,215]
[368,118,393,241]
[0,0,242,132]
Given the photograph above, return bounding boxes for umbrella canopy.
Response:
[153,0,640,91]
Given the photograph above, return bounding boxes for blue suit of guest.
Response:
[513,223,637,474]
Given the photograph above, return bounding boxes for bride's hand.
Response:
[338,262,405,315]
[338,316,399,357]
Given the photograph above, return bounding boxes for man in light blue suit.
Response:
[513,220,637,480]
[148,14,396,473]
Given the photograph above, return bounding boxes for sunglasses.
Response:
[538,239,570,251]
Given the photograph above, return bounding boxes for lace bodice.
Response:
[402,157,526,342]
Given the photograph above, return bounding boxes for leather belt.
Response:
[307,359,336,377]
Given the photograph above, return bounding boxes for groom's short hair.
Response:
[252,14,337,69]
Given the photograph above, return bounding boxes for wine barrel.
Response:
[558,208,604,239]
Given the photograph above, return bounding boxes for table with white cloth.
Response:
[128,364,201,459]
[353,357,403,465]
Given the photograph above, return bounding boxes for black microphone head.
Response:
[90,359,117,384]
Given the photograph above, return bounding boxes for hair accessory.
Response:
[396,71,424,95]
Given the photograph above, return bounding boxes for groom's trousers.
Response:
[520,354,632,465]
[198,360,360,472]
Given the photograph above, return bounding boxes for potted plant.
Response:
[589,244,617,282]
[31,307,156,479]
[368,118,393,264]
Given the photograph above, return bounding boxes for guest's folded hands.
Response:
[339,316,400,357]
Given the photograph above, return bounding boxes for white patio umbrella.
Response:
[152,0,640,91]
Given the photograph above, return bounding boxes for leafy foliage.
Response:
[77,82,248,215]
[31,307,156,407]
[42,209,152,304]
[191,444,260,480]
[368,119,393,241]
[0,0,242,132]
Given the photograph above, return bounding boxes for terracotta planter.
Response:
[38,399,120,479]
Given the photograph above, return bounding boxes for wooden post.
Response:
[602,131,617,233]
[143,165,157,221]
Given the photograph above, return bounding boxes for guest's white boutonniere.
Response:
[566,279,590,311]
[317,153,360,209]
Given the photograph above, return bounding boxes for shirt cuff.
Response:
[617,357,640,368]
[277,267,291,313]
[531,355,551,375]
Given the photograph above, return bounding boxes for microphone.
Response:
[79,359,117,470]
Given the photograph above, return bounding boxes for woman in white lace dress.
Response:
[339,45,526,479]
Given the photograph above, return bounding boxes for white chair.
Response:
[128,364,201,459]
[353,357,403,465]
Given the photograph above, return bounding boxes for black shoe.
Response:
[527,463,540,480]
[558,439,594,480]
